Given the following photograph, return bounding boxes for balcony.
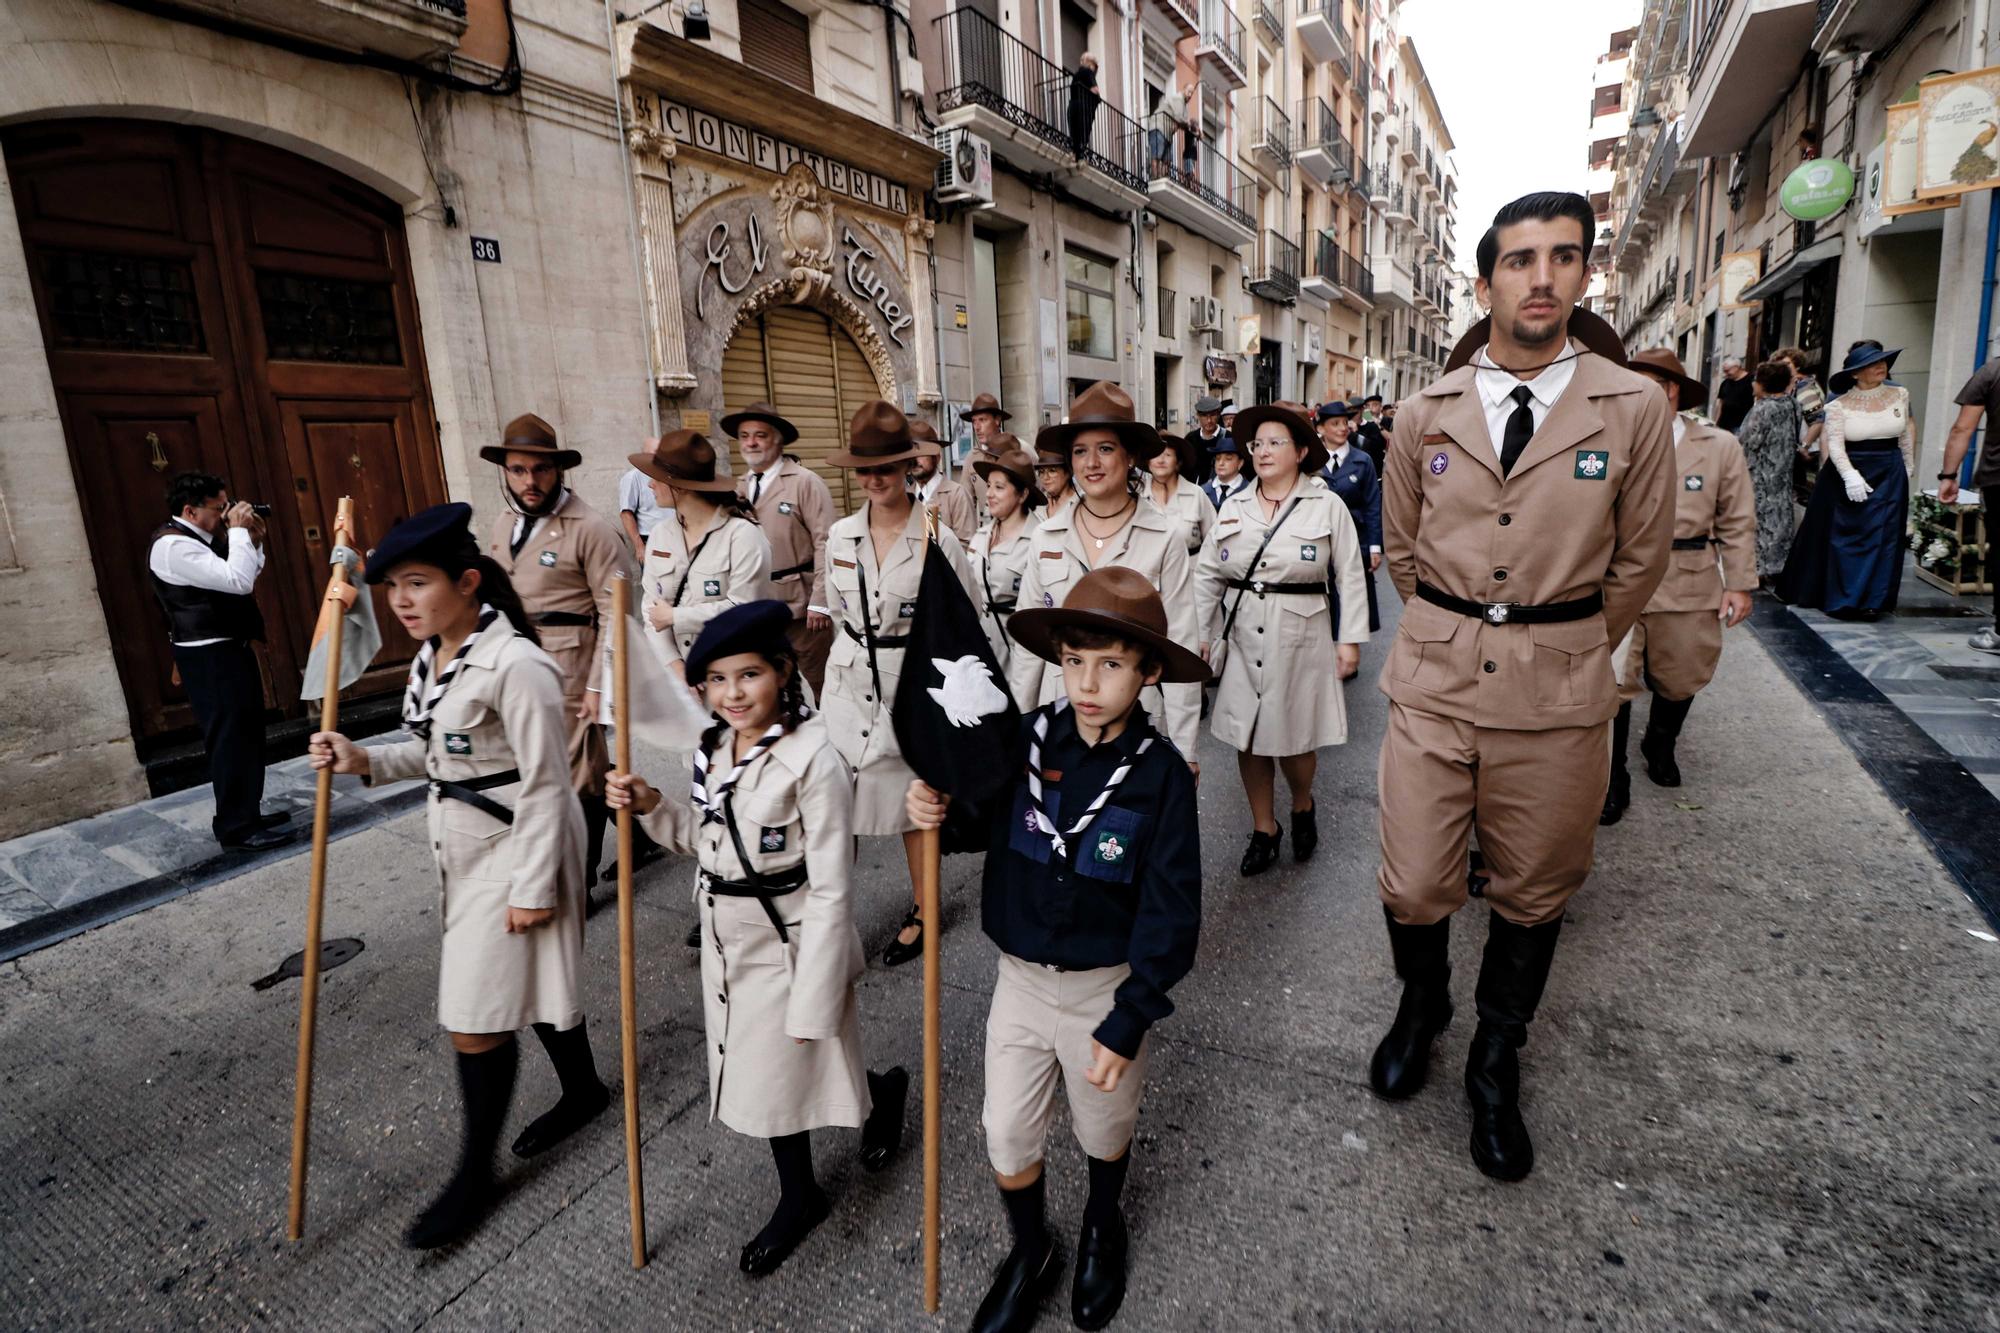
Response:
[1158,286,1179,339]
[1302,230,1339,303]
[1336,242,1374,310]
[1366,161,1391,206]
[1293,98,1340,185]
[1147,140,1258,249]
[1682,0,1819,158]
[1249,230,1301,303]
[1370,250,1415,307]
[155,0,467,59]
[932,7,1148,211]
[1254,97,1292,169]
[1612,119,1695,266]
[1153,0,1199,36]
[1254,0,1284,42]
[1197,0,1249,90]
[1813,0,1926,54]
[1296,0,1350,66]
[1400,122,1421,165]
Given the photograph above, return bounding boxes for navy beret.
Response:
[366,502,475,584]
[1315,399,1351,421]
[1206,433,1241,456]
[685,599,795,680]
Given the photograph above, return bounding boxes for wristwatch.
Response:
[1937,471,1957,480]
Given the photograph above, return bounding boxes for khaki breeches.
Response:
[1617,610,1722,703]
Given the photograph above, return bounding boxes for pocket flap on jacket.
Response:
[1528,619,1607,656]
[1397,596,1464,643]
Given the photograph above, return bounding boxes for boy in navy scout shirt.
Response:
[907,566,1207,1333]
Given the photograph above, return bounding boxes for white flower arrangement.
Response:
[1920,537,1953,568]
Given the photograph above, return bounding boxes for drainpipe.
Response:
[1966,0,1994,486]
[605,0,663,438]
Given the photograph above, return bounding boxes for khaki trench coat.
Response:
[740,457,835,617]
[1152,476,1215,560]
[486,491,635,793]
[970,516,1039,674]
[638,512,776,667]
[370,625,587,1034]
[823,502,980,834]
[638,719,870,1137]
[920,474,979,545]
[1196,474,1371,754]
[1007,498,1201,759]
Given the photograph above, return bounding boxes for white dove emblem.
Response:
[928,656,1009,727]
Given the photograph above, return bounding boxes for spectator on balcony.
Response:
[1068,53,1100,160]
[1713,357,1754,433]
[1151,84,1185,173]
[1182,108,1200,177]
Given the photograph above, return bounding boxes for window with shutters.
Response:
[739,0,814,94]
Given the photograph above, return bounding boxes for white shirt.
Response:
[617,467,667,541]
[1474,343,1580,460]
[148,518,264,646]
[917,470,944,503]
[1672,415,1687,448]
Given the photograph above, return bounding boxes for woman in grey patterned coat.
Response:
[1736,360,1802,580]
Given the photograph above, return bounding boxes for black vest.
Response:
[149,521,266,645]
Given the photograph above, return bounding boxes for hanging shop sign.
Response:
[1869,103,1959,233]
[638,91,912,216]
[1301,322,1324,364]
[1915,66,2000,199]
[1718,250,1762,310]
[1203,354,1238,387]
[1236,314,1260,357]
[1779,158,1855,222]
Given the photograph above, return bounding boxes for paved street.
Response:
[4,589,1999,1332]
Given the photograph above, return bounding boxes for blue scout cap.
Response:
[366,503,475,584]
[1207,433,1241,456]
[685,599,795,680]
[1315,400,1351,422]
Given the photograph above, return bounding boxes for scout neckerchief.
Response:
[507,486,570,558]
[691,721,789,825]
[404,604,500,740]
[1023,700,1152,858]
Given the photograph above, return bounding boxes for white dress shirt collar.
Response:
[1474,342,1579,418]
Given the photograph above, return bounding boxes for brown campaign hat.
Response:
[1444,305,1629,375]
[959,392,1012,422]
[907,418,945,459]
[718,401,799,445]
[1627,347,1709,410]
[973,446,1038,492]
[1153,431,1200,477]
[1009,566,1210,685]
[480,412,582,468]
[1232,400,1328,475]
[628,429,739,493]
[1031,436,1073,471]
[1036,381,1164,464]
[829,400,927,468]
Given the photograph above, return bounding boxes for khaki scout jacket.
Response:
[1646,417,1759,613]
[639,512,776,665]
[740,457,835,618]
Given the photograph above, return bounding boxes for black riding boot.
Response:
[1599,701,1632,825]
[511,1019,610,1158]
[1639,693,1693,788]
[406,1037,518,1249]
[1368,907,1452,1099]
[581,795,609,886]
[1465,912,1563,1183]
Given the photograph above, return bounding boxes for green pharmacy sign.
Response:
[1780,159,1855,221]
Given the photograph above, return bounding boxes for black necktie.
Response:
[751,471,763,506]
[1500,385,1535,477]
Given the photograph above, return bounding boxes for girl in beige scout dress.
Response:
[606,600,907,1277]
[1196,401,1370,877]
[970,443,1043,675]
[633,430,775,680]
[1009,381,1203,767]
[1146,431,1216,561]
[309,503,606,1251]
[822,401,982,966]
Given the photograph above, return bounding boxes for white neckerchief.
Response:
[404,605,499,740]
[691,722,787,825]
[1023,701,1152,858]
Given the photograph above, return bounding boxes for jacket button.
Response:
[865,695,873,703]
[1483,661,1496,673]
[1256,626,1264,633]
[1493,569,1508,582]
[1255,660,1262,668]
[860,729,869,738]
[717,1043,725,1054]
[717,993,726,1004]
[1499,513,1512,525]
[707,895,716,907]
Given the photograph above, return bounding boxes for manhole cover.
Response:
[250,938,365,991]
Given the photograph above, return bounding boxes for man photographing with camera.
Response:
[149,471,293,852]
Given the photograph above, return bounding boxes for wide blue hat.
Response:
[366,502,474,584]
[685,599,794,680]
[1206,432,1241,456]
[1830,343,1902,395]
[1315,399,1351,421]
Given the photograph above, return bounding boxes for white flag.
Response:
[598,601,710,755]
[300,545,382,701]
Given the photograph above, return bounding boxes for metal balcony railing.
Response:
[1341,247,1375,302]
[1294,97,1334,153]
[1249,230,1301,301]
[1200,0,1246,78]
[1254,0,1283,39]
[1308,230,1337,282]
[1147,138,1258,232]
[932,7,1147,191]
[1159,286,1178,333]
[1257,96,1292,167]
[1156,0,1198,32]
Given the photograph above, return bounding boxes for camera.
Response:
[249,503,273,518]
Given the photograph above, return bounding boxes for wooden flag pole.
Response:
[612,573,648,1269]
[289,495,353,1242]
[920,499,942,1313]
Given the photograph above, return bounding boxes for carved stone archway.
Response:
[722,278,900,405]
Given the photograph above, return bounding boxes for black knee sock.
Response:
[753,1131,822,1244]
[456,1037,519,1183]
[1083,1153,1129,1229]
[532,1018,605,1099]
[1000,1173,1049,1251]
[582,796,608,880]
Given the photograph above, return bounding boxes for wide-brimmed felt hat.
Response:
[1234,400,1328,474]
[1193,395,1225,415]
[1444,305,1628,375]
[829,400,927,468]
[1153,432,1199,476]
[1032,437,1074,470]
[907,418,945,459]
[719,401,799,446]
[628,430,738,493]
[480,412,581,469]
[1008,566,1210,685]
[1036,381,1164,464]
[685,599,794,680]
[959,392,1012,422]
[366,502,475,584]
[1829,343,1903,395]
[1627,347,1710,410]
[973,447,1039,492]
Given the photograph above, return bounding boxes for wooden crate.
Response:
[1912,489,1992,595]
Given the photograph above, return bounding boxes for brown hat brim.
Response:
[959,405,1012,421]
[1444,306,1629,375]
[1034,418,1164,465]
[1629,363,1710,411]
[481,442,582,469]
[625,451,740,492]
[827,444,928,468]
[1231,404,1328,475]
[718,409,799,445]
[973,456,1035,490]
[1006,607,1211,685]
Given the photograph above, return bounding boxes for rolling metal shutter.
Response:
[718,304,887,515]
[738,0,814,94]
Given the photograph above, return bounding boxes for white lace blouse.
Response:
[1823,385,1915,474]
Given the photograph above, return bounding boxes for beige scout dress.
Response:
[1151,475,1215,563]
[637,719,870,1136]
[823,502,980,834]
[639,511,776,667]
[970,515,1038,673]
[1196,474,1371,755]
[370,624,588,1034]
[1007,498,1201,759]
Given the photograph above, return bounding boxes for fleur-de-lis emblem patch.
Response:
[704,579,722,597]
[1094,833,1126,864]
[444,732,472,755]
[1684,475,1705,491]
[538,550,558,567]
[759,827,786,852]
[1429,452,1449,476]
[1574,450,1609,480]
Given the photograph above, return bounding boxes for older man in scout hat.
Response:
[1599,349,1757,825]
[724,401,836,695]
[907,419,978,544]
[483,412,638,886]
[1367,192,1675,1184]
[960,392,1011,518]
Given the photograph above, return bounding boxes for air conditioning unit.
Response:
[1189,296,1221,333]
[933,127,993,206]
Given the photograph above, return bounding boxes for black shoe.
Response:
[220,826,297,852]
[1464,912,1563,1183]
[1640,695,1692,788]
[1368,910,1452,1100]
[1290,804,1319,862]
[258,808,293,828]
[738,1188,830,1276]
[1600,701,1632,826]
[1071,1212,1128,1331]
[882,909,925,968]
[402,1164,494,1250]
[972,1235,1063,1333]
[509,1081,609,1158]
[686,921,703,949]
[1239,828,1282,877]
[859,1066,909,1172]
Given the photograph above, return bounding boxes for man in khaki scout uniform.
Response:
[1600,349,1757,825]
[1369,193,1675,1184]
[725,401,836,695]
[483,413,637,884]
[960,391,1010,519]
[908,419,979,543]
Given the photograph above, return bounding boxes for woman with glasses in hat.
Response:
[1033,439,1076,521]
[1009,381,1203,769]
[1196,401,1371,876]
[1146,430,1215,564]
[823,401,982,966]
[309,504,606,1251]
[971,440,1043,674]
[1776,340,1915,620]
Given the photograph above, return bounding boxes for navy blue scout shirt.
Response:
[981,704,1201,1060]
